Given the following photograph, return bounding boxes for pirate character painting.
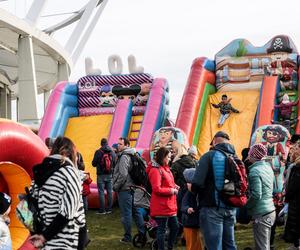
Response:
[261,126,287,159]
[266,35,296,76]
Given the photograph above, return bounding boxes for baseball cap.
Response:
[210,131,230,145]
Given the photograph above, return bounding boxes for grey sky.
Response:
[3,0,300,120]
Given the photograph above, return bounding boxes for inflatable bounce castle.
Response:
[176,35,300,157]
[38,55,170,207]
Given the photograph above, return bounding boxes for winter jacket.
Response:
[147,160,177,217]
[171,155,197,190]
[112,148,135,192]
[181,191,199,228]
[246,160,275,216]
[92,145,116,175]
[284,163,300,242]
[82,174,92,197]
[212,102,239,115]
[0,216,12,250]
[191,142,236,208]
[31,154,85,249]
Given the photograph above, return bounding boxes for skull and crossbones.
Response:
[273,37,283,50]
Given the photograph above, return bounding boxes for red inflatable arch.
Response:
[0,119,48,250]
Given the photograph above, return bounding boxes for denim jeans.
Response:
[97,174,113,212]
[82,195,88,213]
[155,216,179,250]
[200,207,237,250]
[253,211,276,250]
[118,190,145,241]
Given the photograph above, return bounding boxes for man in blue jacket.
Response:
[191,131,237,250]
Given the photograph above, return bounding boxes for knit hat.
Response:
[0,192,11,215]
[188,145,197,156]
[248,143,267,163]
[112,143,118,150]
[183,168,195,183]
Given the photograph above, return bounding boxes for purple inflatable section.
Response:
[135,78,167,151]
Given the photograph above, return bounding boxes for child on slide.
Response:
[212,94,240,127]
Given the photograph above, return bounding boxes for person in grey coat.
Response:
[113,137,145,244]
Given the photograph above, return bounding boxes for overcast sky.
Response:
[3,0,300,120]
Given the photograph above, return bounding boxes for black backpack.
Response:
[128,153,148,187]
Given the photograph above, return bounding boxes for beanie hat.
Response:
[183,168,195,183]
[0,192,11,215]
[249,143,267,163]
[112,143,118,150]
[188,145,197,155]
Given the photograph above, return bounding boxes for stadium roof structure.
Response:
[0,0,107,125]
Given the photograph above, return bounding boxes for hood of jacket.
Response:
[175,155,197,168]
[120,147,136,156]
[33,154,73,187]
[146,160,161,174]
[212,142,236,155]
[100,145,113,153]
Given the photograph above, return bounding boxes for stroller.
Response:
[130,185,158,249]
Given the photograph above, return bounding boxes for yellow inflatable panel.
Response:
[0,162,32,250]
[64,115,113,181]
[197,90,260,158]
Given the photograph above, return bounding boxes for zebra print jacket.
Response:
[31,154,85,249]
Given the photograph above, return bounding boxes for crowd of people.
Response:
[0,130,300,250]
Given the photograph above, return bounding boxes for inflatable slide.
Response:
[176,35,300,157]
[0,119,49,250]
[38,73,169,207]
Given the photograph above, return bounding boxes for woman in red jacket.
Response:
[147,147,179,250]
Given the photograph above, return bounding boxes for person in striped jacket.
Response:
[29,137,87,250]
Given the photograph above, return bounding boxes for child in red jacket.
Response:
[82,172,92,213]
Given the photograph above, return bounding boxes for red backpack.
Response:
[100,150,113,173]
[215,150,248,207]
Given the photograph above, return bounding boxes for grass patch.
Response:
[86,208,290,249]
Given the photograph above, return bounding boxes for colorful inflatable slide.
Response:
[38,73,169,207]
[176,35,300,157]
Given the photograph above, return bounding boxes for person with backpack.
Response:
[246,143,276,250]
[28,137,87,249]
[92,138,116,215]
[147,146,179,250]
[112,137,145,244]
[190,131,238,250]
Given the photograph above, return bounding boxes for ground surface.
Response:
[86,208,290,250]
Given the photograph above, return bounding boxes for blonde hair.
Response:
[173,143,188,162]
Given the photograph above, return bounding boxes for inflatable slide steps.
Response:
[128,115,143,147]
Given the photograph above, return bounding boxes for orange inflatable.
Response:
[0,119,48,250]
